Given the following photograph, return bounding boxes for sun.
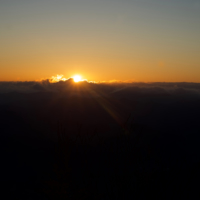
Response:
[73,75,81,82]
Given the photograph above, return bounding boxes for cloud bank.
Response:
[0,78,200,98]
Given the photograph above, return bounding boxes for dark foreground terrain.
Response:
[1,81,200,199]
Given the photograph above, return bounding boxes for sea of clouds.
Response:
[0,78,200,98]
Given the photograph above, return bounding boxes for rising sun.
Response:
[73,75,81,82]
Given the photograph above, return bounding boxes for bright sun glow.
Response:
[73,75,81,82]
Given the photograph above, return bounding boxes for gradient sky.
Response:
[0,0,200,82]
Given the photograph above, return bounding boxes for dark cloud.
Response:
[0,80,200,136]
[1,80,200,96]
[1,80,200,195]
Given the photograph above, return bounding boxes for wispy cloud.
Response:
[99,79,136,83]
[48,74,68,83]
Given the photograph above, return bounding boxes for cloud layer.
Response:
[0,79,200,97]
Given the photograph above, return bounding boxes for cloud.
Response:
[1,78,200,152]
[99,79,136,83]
[48,74,68,83]
[1,79,200,97]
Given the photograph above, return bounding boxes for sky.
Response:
[0,0,200,82]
